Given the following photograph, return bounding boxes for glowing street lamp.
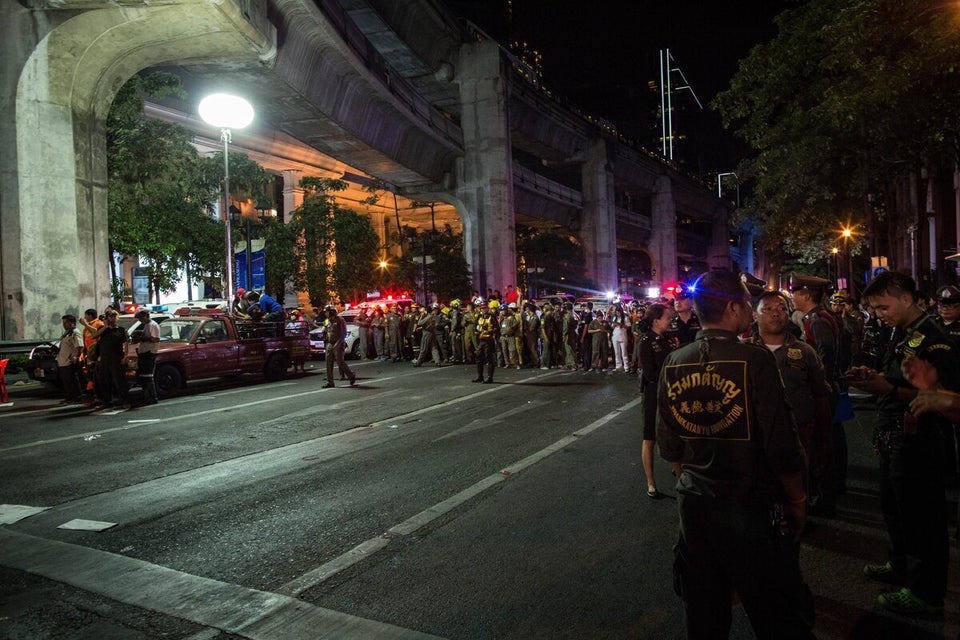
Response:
[199,94,254,307]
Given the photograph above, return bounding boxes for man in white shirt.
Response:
[56,314,83,403]
[134,309,161,404]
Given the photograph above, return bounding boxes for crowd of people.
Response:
[54,306,160,411]
[649,269,960,638]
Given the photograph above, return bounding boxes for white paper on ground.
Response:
[57,519,118,532]
[0,504,50,525]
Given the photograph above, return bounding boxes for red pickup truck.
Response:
[124,314,309,397]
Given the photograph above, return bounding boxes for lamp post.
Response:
[199,94,254,307]
[841,226,856,297]
[831,247,840,287]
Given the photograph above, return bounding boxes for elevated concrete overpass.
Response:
[1,0,728,338]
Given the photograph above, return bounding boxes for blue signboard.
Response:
[235,248,266,291]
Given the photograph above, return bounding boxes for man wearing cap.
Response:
[846,271,960,615]
[657,270,813,639]
[133,310,161,404]
[670,287,702,347]
[791,273,842,516]
[933,285,960,348]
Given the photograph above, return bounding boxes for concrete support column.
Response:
[455,40,515,294]
[580,139,617,292]
[708,206,732,271]
[282,169,304,223]
[1,5,108,339]
[649,175,678,283]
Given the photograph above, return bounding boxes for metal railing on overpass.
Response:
[513,164,582,207]
[615,207,652,231]
[316,0,463,149]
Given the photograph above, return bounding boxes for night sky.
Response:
[442,0,787,178]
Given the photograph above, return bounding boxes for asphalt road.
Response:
[1,362,959,639]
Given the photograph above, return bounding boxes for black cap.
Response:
[789,272,833,294]
[936,285,960,302]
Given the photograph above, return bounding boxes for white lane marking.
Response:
[0,529,442,640]
[276,536,392,597]
[0,376,405,455]
[279,395,640,594]
[434,399,550,441]
[0,369,559,455]
[127,419,161,424]
[367,370,557,429]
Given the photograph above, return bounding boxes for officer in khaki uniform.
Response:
[657,270,813,640]
[750,292,833,509]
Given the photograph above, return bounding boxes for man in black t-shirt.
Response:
[95,310,130,409]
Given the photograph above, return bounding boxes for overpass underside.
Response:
[0,0,727,339]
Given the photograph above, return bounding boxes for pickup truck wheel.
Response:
[155,364,182,397]
[264,353,289,382]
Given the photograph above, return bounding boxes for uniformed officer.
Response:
[670,284,702,346]
[847,271,960,615]
[790,272,843,515]
[322,305,356,388]
[751,291,833,514]
[385,304,402,362]
[638,303,676,498]
[657,270,813,640]
[933,284,960,348]
[473,301,499,383]
[448,299,464,363]
[462,300,479,364]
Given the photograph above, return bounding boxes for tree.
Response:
[515,225,586,295]
[108,86,213,302]
[713,0,960,266]
[332,208,380,303]
[427,225,472,302]
[107,71,271,303]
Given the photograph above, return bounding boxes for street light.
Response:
[199,93,254,307]
[839,226,856,296]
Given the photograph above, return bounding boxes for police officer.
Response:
[657,270,813,639]
[322,305,356,388]
[385,304,402,362]
[751,292,833,515]
[670,285,702,346]
[473,301,499,384]
[462,300,479,364]
[847,271,960,615]
[791,273,843,515]
[448,299,464,363]
[933,284,960,348]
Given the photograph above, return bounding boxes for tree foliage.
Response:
[107,72,274,302]
[332,208,381,303]
[515,226,586,294]
[713,0,960,263]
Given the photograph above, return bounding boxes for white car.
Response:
[308,314,361,359]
